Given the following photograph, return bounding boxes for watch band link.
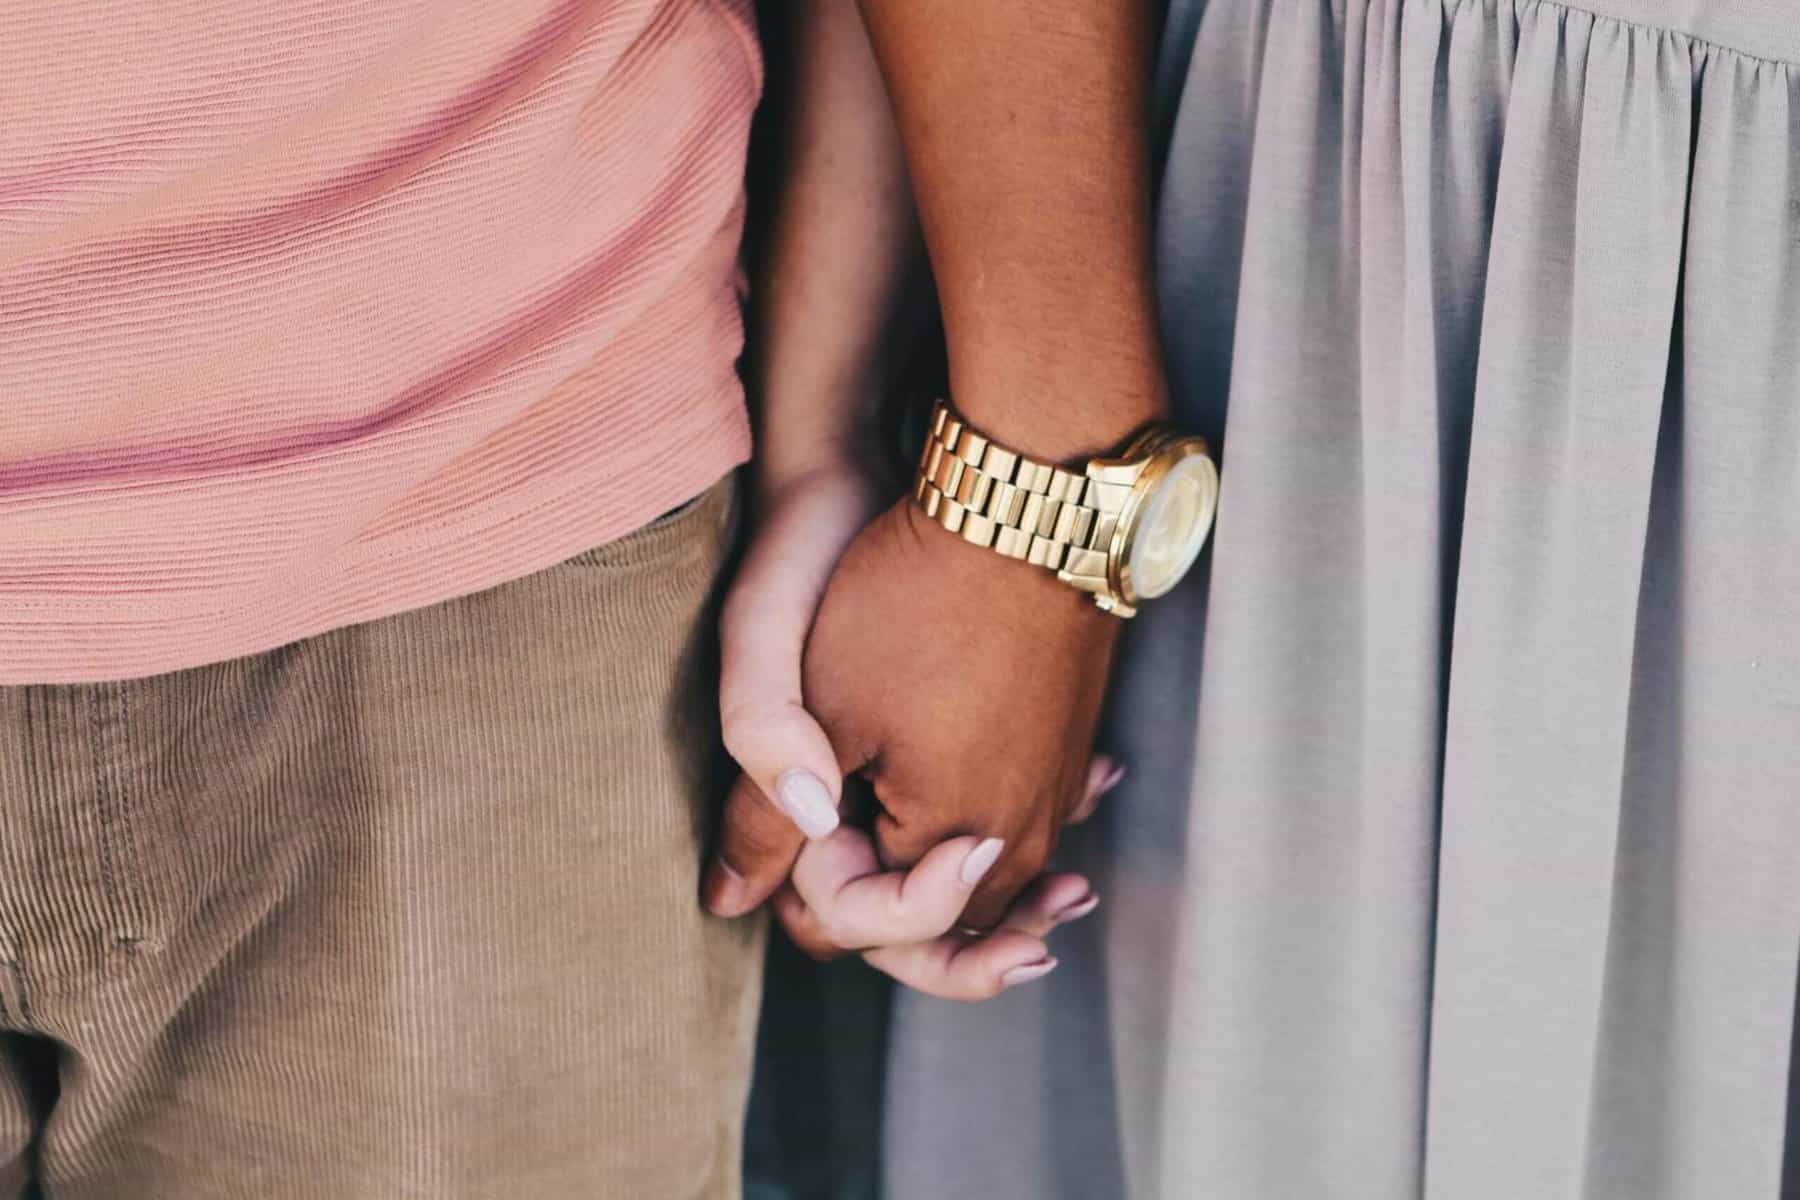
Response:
[912,400,1113,581]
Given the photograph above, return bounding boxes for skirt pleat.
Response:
[883,4,1800,1197]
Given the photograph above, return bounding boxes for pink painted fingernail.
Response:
[774,769,839,839]
[959,837,1005,887]
[1052,893,1100,926]
[1001,957,1059,989]
[1098,762,1127,796]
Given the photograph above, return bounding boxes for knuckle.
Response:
[719,700,821,778]
[718,704,780,765]
[820,926,859,956]
[1012,832,1055,875]
[962,978,1003,1003]
[718,717,755,765]
[872,824,929,872]
[789,928,840,962]
[723,807,795,867]
[810,908,850,949]
[960,888,1016,933]
[792,925,843,962]
[884,887,919,927]
[774,906,831,960]
[891,912,939,947]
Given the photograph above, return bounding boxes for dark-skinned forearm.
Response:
[855,0,1167,462]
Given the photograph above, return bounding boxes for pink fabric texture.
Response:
[0,0,759,683]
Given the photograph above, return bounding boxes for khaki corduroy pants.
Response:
[0,478,763,1199]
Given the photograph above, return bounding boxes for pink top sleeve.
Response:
[0,0,760,683]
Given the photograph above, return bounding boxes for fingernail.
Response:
[774,769,839,839]
[703,859,752,918]
[1001,957,1059,989]
[959,837,1005,887]
[1052,893,1100,926]
[1098,762,1127,796]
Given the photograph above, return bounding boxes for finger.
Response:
[870,812,1041,933]
[959,825,1055,932]
[779,855,1096,962]
[782,878,1096,961]
[871,808,931,872]
[956,759,1120,930]
[702,772,807,918]
[717,478,876,846]
[853,874,1099,999]
[1068,754,1126,825]
[719,629,843,842]
[993,872,1099,939]
[770,883,851,962]
[782,877,1096,960]
[868,756,1119,928]
[790,827,1007,951]
[865,931,1060,1003]
[720,715,841,843]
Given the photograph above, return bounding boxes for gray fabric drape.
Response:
[884,2,1800,1196]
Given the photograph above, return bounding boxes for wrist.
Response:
[753,454,887,526]
[943,335,1171,464]
[752,406,886,499]
[897,496,1116,629]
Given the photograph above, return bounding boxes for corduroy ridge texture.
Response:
[0,476,763,1199]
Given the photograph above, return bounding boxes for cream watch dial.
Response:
[1126,452,1218,599]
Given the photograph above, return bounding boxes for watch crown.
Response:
[1093,594,1137,618]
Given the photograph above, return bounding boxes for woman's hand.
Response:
[768,753,1122,1000]
[711,455,883,864]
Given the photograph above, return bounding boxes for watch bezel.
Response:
[1106,432,1219,606]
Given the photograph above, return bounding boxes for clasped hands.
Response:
[702,449,1124,1000]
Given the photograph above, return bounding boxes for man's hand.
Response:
[767,495,1119,930]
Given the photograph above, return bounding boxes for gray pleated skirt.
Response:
[884,2,1800,1197]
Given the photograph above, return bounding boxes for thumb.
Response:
[707,473,869,916]
[710,638,843,921]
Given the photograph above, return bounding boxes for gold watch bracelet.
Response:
[911,399,1117,587]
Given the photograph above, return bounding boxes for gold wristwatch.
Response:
[912,398,1219,617]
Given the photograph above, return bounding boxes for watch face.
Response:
[1125,448,1218,600]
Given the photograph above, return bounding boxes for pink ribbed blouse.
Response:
[0,0,759,683]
